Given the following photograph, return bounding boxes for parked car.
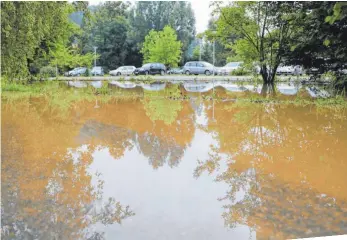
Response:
[183,61,215,75]
[214,67,223,75]
[91,66,104,76]
[277,65,303,75]
[109,66,136,76]
[218,62,244,75]
[134,63,166,75]
[68,67,87,76]
[167,68,183,75]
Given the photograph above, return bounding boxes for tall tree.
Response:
[78,2,139,71]
[284,2,347,88]
[129,2,195,64]
[214,2,302,83]
[1,2,79,81]
[141,26,182,67]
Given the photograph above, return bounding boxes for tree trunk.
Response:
[261,83,276,97]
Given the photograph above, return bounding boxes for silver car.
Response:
[109,66,136,76]
[91,66,104,76]
[277,65,303,75]
[183,61,215,75]
[68,67,87,76]
[218,62,244,75]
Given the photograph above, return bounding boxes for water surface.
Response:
[2,93,347,240]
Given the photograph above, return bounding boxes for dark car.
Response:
[134,63,166,75]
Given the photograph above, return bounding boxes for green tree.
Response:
[284,1,347,89]
[192,46,201,61]
[204,18,231,66]
[214,2,302,83]
[129,2,195,64]
[78,2,136,71]
[1,2,78,81]
[141,26,182,67]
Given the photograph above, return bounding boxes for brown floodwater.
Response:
[2,92,347,240]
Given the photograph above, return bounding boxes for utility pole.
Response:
[93,46,97,76]
[213,39,215,66]
[199,39,202,61]
[213,38,215,75]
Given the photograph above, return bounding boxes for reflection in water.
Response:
[66,80,334,98]
[1,120,134,239]
[195,100,347,239]
[2,92,347,239]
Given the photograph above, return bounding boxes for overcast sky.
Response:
[88,0,212,34]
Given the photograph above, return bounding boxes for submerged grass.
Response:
[2,80,347,111]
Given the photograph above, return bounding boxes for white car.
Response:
[277,65,303,75]
[109,66,136,76]
[218,62,243,75]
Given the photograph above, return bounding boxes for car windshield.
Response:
[226,62,241,67]
[142,64,151,68]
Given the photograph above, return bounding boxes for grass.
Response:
[2,80,347,110]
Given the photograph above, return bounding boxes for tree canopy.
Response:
[141,26,182,67]
[214,2,303,83]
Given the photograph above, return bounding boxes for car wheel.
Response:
[77,74,80,77]
[145,71,149,75]
[205,70,211,76]
[117,72,121,76]
[185,70,190,75]
[160,70,165,76]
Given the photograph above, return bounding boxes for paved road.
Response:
[52,75,305,82]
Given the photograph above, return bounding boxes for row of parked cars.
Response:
[65,61,333,77]
[64,61,243,77]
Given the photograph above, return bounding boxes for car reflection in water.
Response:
[183,83,214,92]
[109,81,137,89]
[276,83,299,95]
[89,81,103,89]
[67,81,88,88]
[140,82,166,91]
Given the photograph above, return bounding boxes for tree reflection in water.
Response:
[1,132,134,240]
[195,100,347,239]
[1,99,136,240]
[1,93,195,239]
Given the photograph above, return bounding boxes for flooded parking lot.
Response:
[2,84,347,239]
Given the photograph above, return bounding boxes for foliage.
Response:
[50,41,96,72]
[192,45,201,61]
[39,66,57,78]
[129,1,196,64]
[79,2,137,71]
[1,2,78,81]
[214,2,302,83]
[141,26,182,67]
[230,67,250,76]
[283,2,347,89]
[142,85,183,125]
[204,18,230,66]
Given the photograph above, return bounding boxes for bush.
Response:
[230,67,250,76]
[84,68,91,77]
[39,66,57,77]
